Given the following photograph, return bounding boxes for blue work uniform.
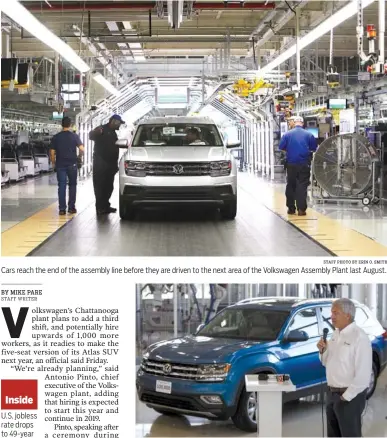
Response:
[279,126,317,164]
[278,126,318,213]
[50,130,83,212]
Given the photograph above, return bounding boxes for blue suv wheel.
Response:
[232,388,258,432]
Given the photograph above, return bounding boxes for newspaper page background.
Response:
[0,272,133,438]
[1,257,387,437]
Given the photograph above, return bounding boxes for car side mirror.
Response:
[283,329,309,343]
[116,139,128,148]
[227,142,241,149]
[196,323,205,334]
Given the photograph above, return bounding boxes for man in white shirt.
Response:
[317,298,372,437]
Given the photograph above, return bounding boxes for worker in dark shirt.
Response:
[50,117,84,215]
[279,116,317,216]
[89,114,125,215]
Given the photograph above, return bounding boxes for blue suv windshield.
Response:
[197,307,290,341]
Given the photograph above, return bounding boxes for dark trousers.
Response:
[285,163,310,212]
[92,158,117,212]
[56,164,77,211]
[326,390,367,437]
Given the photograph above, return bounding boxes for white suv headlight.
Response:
[125,161,146,177]
[210,161,232,177]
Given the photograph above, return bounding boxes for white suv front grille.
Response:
[145,162,211,176]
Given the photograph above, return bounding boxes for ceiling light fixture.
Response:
[258,0,375,75]
[2,0,90,73]
[92,72,121,96]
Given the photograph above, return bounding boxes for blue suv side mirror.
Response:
[284,329,309,343]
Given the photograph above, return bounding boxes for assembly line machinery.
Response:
[1,130,53,183]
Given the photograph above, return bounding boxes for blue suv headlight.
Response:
[210,161,232,177]
[196,364,231,382]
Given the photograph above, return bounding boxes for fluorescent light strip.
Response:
[3,0,89,72]
[106,21,119,31]
[122,21,132,30]
[258,0,375,75]
[93,72,121,97]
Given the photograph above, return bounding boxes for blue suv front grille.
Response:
[142,359,200,380]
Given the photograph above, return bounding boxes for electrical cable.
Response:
[285,0,296,14]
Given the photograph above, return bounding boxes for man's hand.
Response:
[317,338,327,354]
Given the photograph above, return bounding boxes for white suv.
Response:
[118,117,239,220]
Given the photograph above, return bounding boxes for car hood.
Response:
[126,146,228,162]
[146,335,262,364]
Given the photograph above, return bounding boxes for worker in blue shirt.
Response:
[279,116,317,216]
[50,117,84,215]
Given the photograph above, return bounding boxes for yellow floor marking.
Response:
[1,202,78,257]
[263,188,387,256]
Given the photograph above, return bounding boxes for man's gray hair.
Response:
[334,298,356,322]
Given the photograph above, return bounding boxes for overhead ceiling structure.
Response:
[5,0,385,61]
[1,0,386,121]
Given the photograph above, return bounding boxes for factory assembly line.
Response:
[1,0,387,257]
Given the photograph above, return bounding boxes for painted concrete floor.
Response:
[266,175,387,248]
[7,174,328,257]
[2,171,387,256]
[135,368,387,438]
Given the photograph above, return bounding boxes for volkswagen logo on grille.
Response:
[173,164,184,175]
[163,363,172,374]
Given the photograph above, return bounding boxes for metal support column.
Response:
[136,285,142,350]
[365,284,377,318]
[79,74,84,113]
[379,0,385,64]
[296,7,301,100]
[54,53,59,103]
[350,284,365,302]
[269,119,275,180]
[227,29,231,69]
[382,284,387,326]
[174,284,178,338]
[2,33,11,58]
[354,96,360,134]
[340,284,350,299]
[202,66,205,105]
[298,284,306,298]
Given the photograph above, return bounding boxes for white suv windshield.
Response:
[132,123,223,147]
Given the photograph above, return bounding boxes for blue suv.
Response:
[136,297,387,432]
